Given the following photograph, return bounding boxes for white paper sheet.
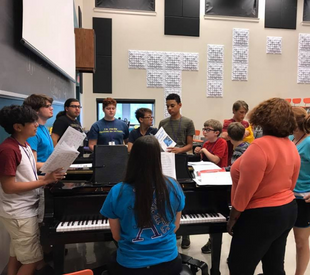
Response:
[155,127,176,152]
[161,152,176,179]
[197,171,232,186]
[57,126,86,149]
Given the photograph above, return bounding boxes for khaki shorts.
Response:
[0,216,43,264]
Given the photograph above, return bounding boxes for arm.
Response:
[51,133,60,147]
[174,211,182,232]
[227,207,241,236]
[201,148,220,164]
[221,132,229,140]
[127,142,133,153]
[167,136,193,154]
[88,139,97,152]
[109,218,121,241]
[0,169,65,194]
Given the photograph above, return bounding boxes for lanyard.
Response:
[169,117,182,143]
[103,119,115,141]
[205,138,220,154]
[13,138,38,180]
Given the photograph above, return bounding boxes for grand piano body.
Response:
[40,154,231,275]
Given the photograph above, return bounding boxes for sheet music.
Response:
[161,152,176,179]
[57,126,86,149]
[197,171,232,186]
[40,141,79,173]
[155,127,176,151]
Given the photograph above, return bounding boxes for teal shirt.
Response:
[289,135,310,193]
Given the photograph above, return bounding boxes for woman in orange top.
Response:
[227,98,301,275]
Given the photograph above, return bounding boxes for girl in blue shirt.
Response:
[100,135,185,275]
[291,107,310,275]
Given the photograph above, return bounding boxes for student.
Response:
[290,107,310,275]
[23,94,54,170]
[227,98,300,275]
[158,93,195,249]
[222,100,252,165]
[194,119,228,168]
[88,98,129,151]
[0,105,65,275]
[225,122,250,172]
[127,108,157,152]
[51,98,83,147]
[101,135,185,275]
[194,119,228,254]
[158,94,195,154]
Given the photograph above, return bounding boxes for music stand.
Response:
[175,154,193,182]
[92,145,128,186]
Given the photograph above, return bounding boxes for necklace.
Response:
[293,134,306,146]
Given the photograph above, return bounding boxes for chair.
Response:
[64,269,93,275]
[303,98,310,106]
[292,98,301,105]
[193,130,202,143]
[285,98,291,103]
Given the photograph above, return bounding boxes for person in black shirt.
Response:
[51,98,83,147]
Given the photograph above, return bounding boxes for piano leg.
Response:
[53,244,65,275]
[210,232,222,275]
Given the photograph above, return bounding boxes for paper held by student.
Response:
[155,127,176,152]
[161,152,176,179]
[57,126,86,149]
[40,127,86,173]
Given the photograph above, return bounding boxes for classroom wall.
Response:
[79,0,310,131]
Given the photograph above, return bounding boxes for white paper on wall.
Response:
[182,53,199,71]
[298,51,310,67]
[163,88,182,117]
[233,28,249,47]
[299,33,310,51]
[146,70,165,87]
[164,70,182,88]
[207,63,223,80]
[207,45,224,63]
[128,50,147,69]
[165,52,182,70]
[146,51,165,70]
[298,33,310,84]
[232,64,248,81]
[207,81,223,98]
[232,47,249,63]
[266,36,282,54]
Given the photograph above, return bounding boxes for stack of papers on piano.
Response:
[40,127,86,173]
[189,161,232,186]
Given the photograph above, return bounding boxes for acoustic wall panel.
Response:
[165,0,200,37]
[93,18,112,93]
[265,0,297,29]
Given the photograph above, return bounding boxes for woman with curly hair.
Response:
[290,107,310,275]
[227,98,301,275]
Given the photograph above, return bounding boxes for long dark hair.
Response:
[56,98,79,118]
[124,135,174,228]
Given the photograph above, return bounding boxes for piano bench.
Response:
[180,253,209,275]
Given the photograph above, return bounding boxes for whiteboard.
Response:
[22,0,75,82]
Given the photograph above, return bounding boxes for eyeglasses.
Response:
[44,104,53,108]
[202,128,215,132]
[143,116,154,119]
[69,105,82,109]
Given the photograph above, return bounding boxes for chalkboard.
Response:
[0,0,74,101]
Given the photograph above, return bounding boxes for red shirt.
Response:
[223,118,249,166]
[201,137,228,168]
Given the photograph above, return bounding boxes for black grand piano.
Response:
[40,153,231,275]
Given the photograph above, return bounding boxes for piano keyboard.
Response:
[56,213,226,232]
[180,213,226,224]
[56,218,110,232]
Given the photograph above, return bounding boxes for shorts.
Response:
[295,199,310,228]
[0,216,43,264]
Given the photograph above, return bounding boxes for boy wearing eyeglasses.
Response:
[51,98,83,146]
[194,119,228,168]
[127,108,158,152]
